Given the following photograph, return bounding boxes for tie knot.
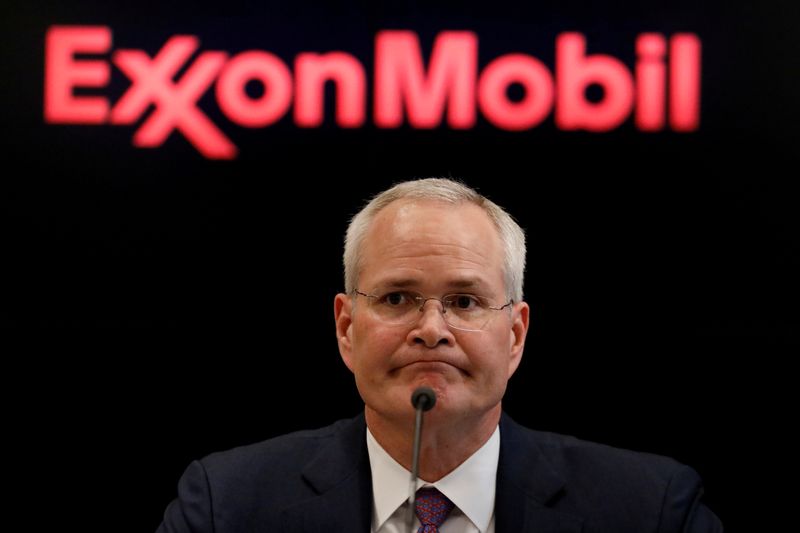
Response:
[415,487,454,532]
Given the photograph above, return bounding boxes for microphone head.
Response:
[411,387,437,412]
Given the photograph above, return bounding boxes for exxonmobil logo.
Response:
[44,25,701,159]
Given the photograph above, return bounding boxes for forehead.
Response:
[359,199,505,291]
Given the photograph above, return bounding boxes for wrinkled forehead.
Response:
[367,197,500,243]
[359,199,506,290]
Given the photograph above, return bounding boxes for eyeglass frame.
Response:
[352,289,514,332]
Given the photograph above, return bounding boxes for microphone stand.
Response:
[406,387,436,533]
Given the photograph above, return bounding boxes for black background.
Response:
[2,1,797,531]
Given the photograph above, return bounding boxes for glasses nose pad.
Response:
[417,297,447,318]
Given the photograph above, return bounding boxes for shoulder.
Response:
[499,414,721,531]
[501,413,690,485]
[527,424,687,481]
[158,416,367,533]
[197,415,364,484]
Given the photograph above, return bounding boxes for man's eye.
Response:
[451,294,478,309]
[381,292,410,306]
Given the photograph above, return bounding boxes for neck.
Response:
[365,404,501,481]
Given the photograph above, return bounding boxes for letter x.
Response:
[111,36,237,159]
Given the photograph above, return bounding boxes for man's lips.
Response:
[402,360,451,369]
[393,358,468,375]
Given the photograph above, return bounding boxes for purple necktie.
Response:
[415,487,455,533]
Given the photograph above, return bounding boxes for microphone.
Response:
[406,387,436,533]
[411,387,436,412]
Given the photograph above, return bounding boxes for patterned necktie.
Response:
[415,487,455,533]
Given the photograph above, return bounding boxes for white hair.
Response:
[343,178,526,302]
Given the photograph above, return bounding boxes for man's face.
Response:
[334,199,529,427]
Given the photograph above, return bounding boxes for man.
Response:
[157,178,722,532]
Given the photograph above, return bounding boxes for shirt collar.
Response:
[366,425,500,532]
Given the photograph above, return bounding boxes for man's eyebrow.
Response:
[373,278,488,290]
[446,278,485,290]
[372,278,420,289]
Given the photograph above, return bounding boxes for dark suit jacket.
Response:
[157,413,722,532]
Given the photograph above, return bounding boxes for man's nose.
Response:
[409,299,455,348]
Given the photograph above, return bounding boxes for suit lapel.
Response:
[495,414,584,533]
[279,481,372,533]
[280,415,372,533]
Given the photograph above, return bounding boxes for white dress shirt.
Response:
[366,425,499,533]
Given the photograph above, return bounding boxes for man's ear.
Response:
[334,293,355,372]
[507,301,530,378]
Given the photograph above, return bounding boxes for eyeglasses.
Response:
[353,289,513,332]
